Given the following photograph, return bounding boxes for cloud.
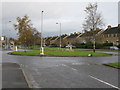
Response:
[2,2,118,38]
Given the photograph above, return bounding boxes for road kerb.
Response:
[21,67,33,88]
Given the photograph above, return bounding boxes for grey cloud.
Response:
[2,2,118,38]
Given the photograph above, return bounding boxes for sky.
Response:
[1,0,119,38]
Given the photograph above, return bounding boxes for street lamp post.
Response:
[40,11,44,55]
[56,22,61,48]
[7,21,12,50]
[93,31,96,52]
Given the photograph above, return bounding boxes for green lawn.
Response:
[26,46,118,51]
[11,49,110,57]
[104,63,120,68]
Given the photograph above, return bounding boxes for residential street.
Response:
[2,51,119,89]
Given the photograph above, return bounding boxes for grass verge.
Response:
[10,49,110,57]
[103,63,120,69]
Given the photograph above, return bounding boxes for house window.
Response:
[113,34,116,37]
[109,34,111,37]
[116,40,119,45]
[102,35,104,37]
[106,40,109,43]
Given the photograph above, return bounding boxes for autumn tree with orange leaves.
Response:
[14,15,41,47]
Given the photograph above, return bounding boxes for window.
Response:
[113,34,116,37]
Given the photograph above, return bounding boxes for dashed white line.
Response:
[89,75,120,89]
[61,64,67,67]
[71,68,78,71]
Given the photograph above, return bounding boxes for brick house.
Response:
[50,35,68,46]
[66,32,81,45]
[99,25,120,45]
[76,29,102,44]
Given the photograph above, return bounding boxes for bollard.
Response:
[40,47,44,55]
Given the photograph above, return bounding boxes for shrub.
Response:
[103,43,113,46]
[74,42,113,49]
[50,43,58,47]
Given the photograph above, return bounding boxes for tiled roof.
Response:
[80,29,101,37]
[45,37,53,41]
[56,35,68,40]
[67,34,80,38]
[51,36,58,40]
[103,27,120,34]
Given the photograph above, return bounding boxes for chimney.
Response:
[118,24,120,27]
[107,25,111,29]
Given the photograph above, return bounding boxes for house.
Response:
[100,24,120,45]
[50,34,68,46]
[49,36,59,45]
[76,29,102,44]
[45,37,53,46]
[66,32,81,45]
[49,32,81,47]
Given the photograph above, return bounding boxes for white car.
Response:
[110,46,119,50]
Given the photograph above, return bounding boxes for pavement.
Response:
[2,63,29,88]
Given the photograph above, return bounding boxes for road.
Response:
[1,51,119,89]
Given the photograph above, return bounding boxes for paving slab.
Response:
[2,63,29,88]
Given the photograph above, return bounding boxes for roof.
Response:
[67,33,80,39]
[103,27,120,34]
[45,37,53,41]
[51,36,58,40]
[80,29,102,37]
[56,35,68,40]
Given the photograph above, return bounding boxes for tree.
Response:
[82,3,104,52]
[14,15,41,48]
[83,3,104,31]
[32,28,41,45]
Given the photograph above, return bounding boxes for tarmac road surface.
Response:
[1,51,119,89]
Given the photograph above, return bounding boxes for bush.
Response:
[50,43,58,47]
[103,43,113,46]
[95,43,103,49]
[74,42,113,49]
[74,43,93,49]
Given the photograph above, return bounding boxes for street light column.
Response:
[40,11,44,55]
[56,22,62,48]
[60,23,62,48]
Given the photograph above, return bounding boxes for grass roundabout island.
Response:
[10,48,111,57]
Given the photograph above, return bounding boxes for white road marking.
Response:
[72,63,83,65]
[55,64,78,72]
[89,75,120,89]
[61,64,78,71]
[61,64,67,67]
[71,68,77,71]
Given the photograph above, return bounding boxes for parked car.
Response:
[110,46,119,50]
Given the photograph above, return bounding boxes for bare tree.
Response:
[83,3,104,31]
[82,3,104,52]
